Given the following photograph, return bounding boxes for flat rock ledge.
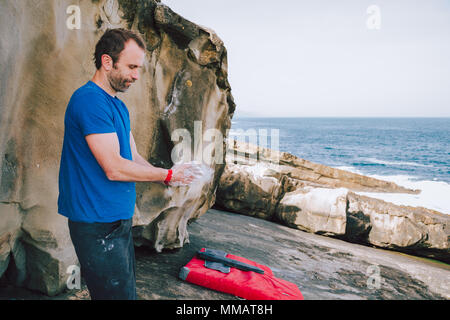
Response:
[1,209,448,300]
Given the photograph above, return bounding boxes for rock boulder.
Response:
[0,0,234,295]
[276,187,348,236]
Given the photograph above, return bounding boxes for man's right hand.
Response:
[170,163,202,185]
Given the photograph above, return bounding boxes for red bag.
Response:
[179,248,304,300]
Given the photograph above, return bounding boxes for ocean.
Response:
[229,117,450,215]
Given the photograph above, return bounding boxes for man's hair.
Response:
[94,28,146,70]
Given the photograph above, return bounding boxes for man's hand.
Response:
[170,163,203,185]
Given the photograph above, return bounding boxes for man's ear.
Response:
[101,54,113,71]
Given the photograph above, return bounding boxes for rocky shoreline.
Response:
[216,140,450,264]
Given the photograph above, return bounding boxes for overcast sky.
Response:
[163,0,450,117]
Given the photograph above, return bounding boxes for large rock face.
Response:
[216,141,450,263]
[277,187,348,235]
[0,0,234,295]
[346,192,449,256]
[215,164,285,220]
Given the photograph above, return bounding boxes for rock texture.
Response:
[0,0,234,295]
[1,209,448,300]
[216,141,450,263]
[277,187,348,235]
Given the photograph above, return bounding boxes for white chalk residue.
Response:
[335,166,450,215]
[170,161,214,188]
[164,85,180,116]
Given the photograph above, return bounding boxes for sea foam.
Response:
[336,166,450,215]
[360,157,434,168]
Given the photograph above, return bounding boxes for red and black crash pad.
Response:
[179,248,304,300]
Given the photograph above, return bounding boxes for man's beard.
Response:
[107,67,133,93]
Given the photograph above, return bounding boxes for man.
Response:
[58,28,197,300]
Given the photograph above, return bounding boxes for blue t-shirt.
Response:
[58,81,136,223]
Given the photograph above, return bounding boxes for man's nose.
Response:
[132,69,139,81]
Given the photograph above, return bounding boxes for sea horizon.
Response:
[229,117,450,215]
[232,115,450,119]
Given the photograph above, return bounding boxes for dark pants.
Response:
[68,218,136,300]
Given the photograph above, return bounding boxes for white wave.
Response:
[335,166,365,175]
[335,166,450,214]
[360,157,433,168]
